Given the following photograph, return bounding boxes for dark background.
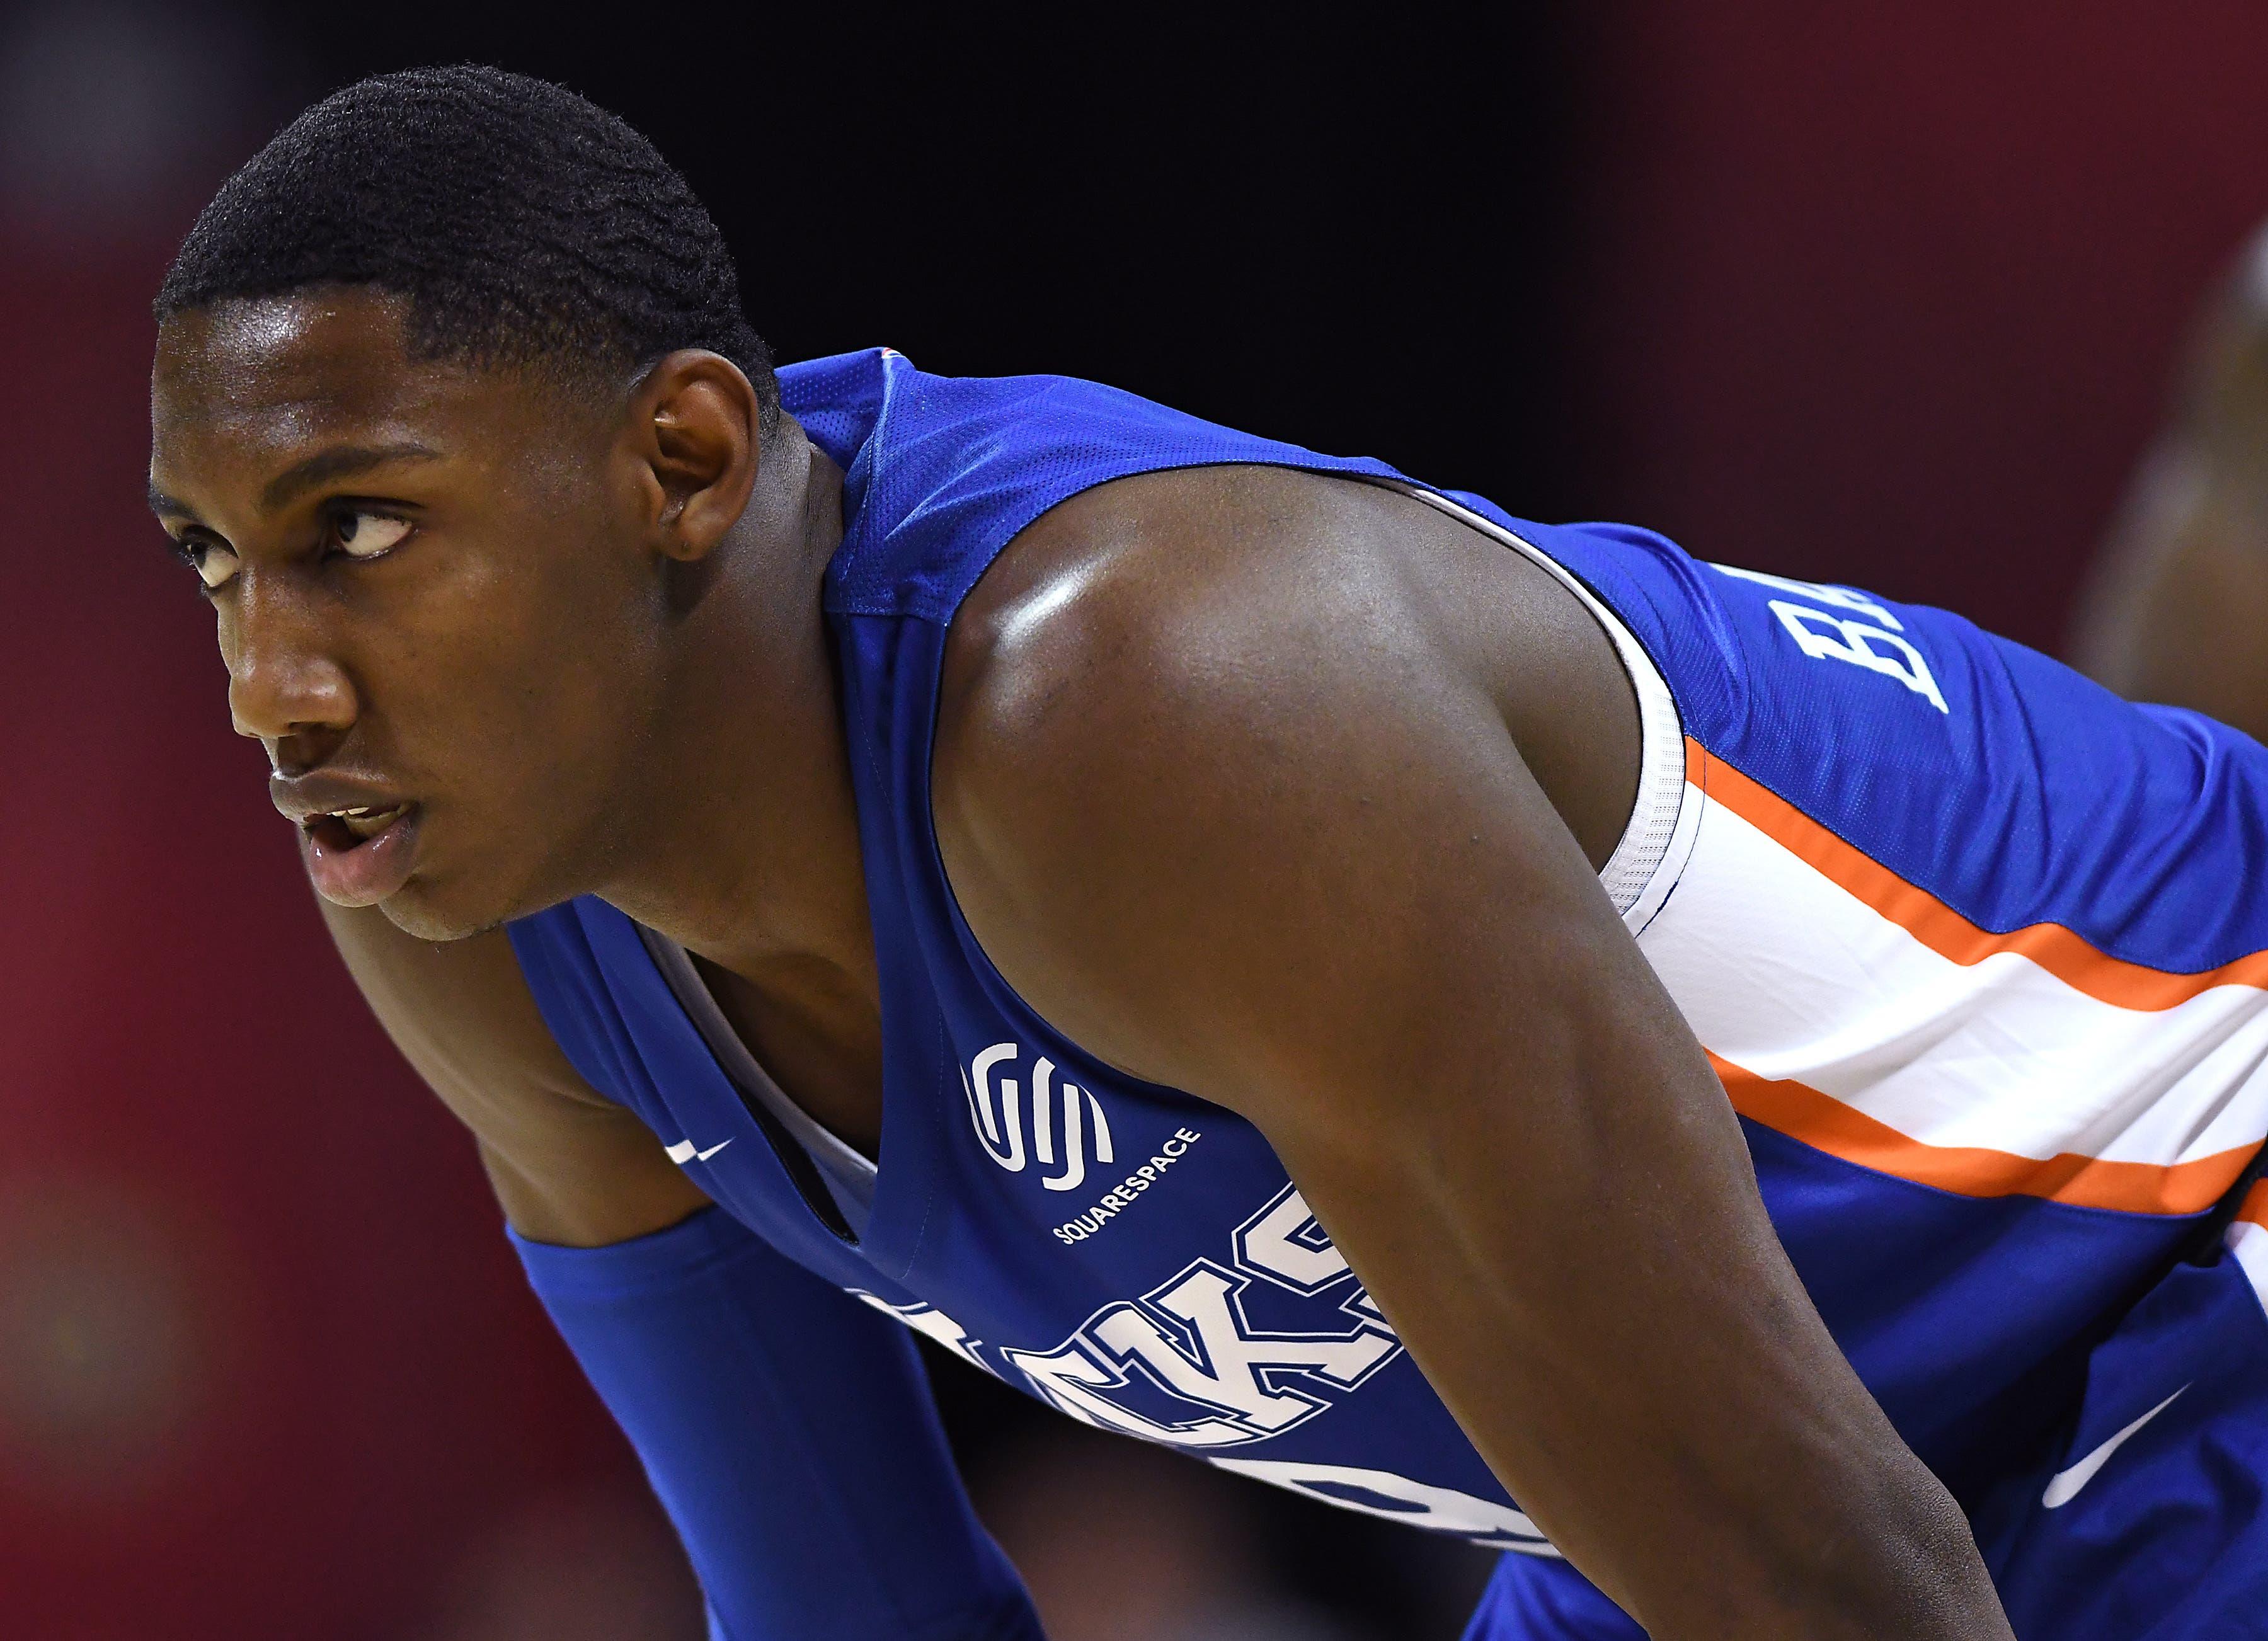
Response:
[5,3,2267,1636]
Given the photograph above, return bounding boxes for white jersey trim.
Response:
[1392,484,1696,932]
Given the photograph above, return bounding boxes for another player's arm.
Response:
[2072,443,2268,740]
[935,476,2012,1641]
[318,903,1046,1641]
[2072,236,2268,738]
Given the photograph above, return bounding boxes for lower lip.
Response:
[300,808,424,908]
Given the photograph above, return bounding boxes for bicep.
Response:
[319,898,707,1244]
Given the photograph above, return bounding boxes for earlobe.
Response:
[637,350,760,563]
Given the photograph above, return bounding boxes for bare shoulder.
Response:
[935,461,1638,874]
[941,465,1453,730]
[321,901,706,1242]
[931,464,1640,1087]
[938,464,1637,846]
[938,467,1418,819]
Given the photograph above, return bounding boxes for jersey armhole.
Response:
[1395,483,1699,935]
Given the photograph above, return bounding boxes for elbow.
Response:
[1697,1466,2012,1641]
[1843,1480,2010,1641]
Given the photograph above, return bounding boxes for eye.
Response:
[180,537,239,592]
[329,510,413,560]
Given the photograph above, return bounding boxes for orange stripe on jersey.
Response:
[2238,1179,2268,1228]
[1686,740,2268,1012]
[1710,1053,2260,1215]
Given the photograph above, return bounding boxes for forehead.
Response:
[149,288,563,488]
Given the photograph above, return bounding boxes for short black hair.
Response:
[157,65,778,430]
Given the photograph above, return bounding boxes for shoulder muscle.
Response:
[933,464,1641,1116]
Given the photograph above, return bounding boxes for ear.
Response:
[624,350,762,563]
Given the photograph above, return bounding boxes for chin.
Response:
[377,878,524,944]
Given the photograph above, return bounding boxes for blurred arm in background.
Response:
[2075,224,2268,738]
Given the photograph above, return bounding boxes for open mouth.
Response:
[298,802,423,907]
[304,803,413,852]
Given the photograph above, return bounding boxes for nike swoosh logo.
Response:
[664,1138,734,1166]
[2042,1383,2188,1509]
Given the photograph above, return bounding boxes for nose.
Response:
[222,569,357,771]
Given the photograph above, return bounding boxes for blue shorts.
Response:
[1463,1238,2268,1641]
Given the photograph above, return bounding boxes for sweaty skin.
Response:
[150,287,2011,1639]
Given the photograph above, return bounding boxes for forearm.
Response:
[514,1206,1043,1641]
[1286,1114,2012,1641]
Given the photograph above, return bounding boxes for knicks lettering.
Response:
[1206,1458,1560,1555]
[1007,1184,1399,1449]
[845,1291,988,1372]
[847,1191,1540,1548]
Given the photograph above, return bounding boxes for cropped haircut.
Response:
[156,66,779,430]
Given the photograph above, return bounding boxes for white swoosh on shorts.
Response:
[664,1138,734,1165]
[2041,1383,2189,1509]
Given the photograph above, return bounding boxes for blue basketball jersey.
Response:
[505,348,2268,1582]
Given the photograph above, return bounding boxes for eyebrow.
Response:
[146,441,445,523]
[258,442,442,513]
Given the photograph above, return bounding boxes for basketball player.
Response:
[145,69,2268,1640]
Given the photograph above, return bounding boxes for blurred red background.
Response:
[4,4,2265,1636]
[1569,1,2268,654]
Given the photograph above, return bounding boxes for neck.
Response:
[592,420,878,1004]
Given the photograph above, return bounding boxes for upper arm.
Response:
[319,899,707,1244]
[934,469,1678,1144]
[934,476,1737,1301]
[932,472,1988,1633]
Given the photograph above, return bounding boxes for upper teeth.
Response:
[324,803,406,842]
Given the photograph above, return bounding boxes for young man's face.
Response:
[148,285,669,941]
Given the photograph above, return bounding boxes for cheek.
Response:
[398,532,662,809]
